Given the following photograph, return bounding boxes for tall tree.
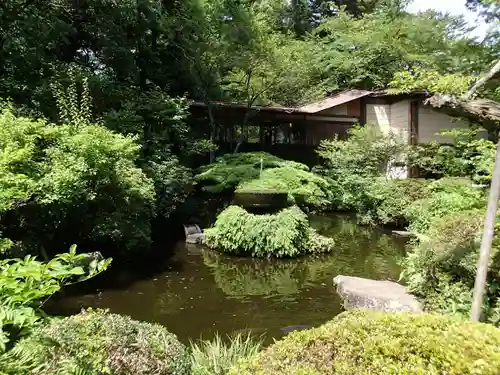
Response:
[466,0,500,21]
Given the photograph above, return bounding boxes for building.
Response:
[189,89,474,165]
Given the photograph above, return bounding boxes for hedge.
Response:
[231,309,500,375]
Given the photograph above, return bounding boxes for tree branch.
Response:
[426,59,500,124]
[462,59,500,101]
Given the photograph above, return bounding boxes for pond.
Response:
[48,214,407,345]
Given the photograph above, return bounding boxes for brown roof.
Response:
[298,90,373,113]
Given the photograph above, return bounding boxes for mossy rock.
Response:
[231,309,500,375]
[233,190,290,213]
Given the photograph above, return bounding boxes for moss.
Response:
[195,152,309,193]
[203,205,334,258]
[231,310,500,375]
[236,167,333,210]
[12,310,190,375]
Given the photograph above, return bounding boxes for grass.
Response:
[190,333,263,375]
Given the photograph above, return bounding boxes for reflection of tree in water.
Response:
[202,214,405,299]
[153,278,186,316]
[202,250,308,298]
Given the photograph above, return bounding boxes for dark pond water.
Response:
[48,214,407,344]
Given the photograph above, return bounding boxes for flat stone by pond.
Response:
[333,275,422,313]
[47,214,407,345]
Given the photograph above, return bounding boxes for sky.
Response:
[406,0,491,39]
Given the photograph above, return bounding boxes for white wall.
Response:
[366,102,410,179]
[418,104,469,143]
[390,100,410,143]
[366,104,391,133]
[389,100,409,179]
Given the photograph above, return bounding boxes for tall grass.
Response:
[190,333,262,375]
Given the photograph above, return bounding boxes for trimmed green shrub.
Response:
[195,152,309,193]
[357,178,430,226]
[406,178,486,234]
[6,309,190,375]
[203,205,334,257]
[230,309,500,375]
[236,167,333,211]
[401,208,500,324]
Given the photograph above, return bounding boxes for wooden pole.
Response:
[471,138,500,321]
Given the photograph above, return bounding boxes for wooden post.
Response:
[471,138,500,321]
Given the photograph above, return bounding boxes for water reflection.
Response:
[48,214,406,344]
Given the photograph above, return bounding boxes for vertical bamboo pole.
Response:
[471,138,500,321]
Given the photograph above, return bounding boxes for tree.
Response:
[466,0,500,22]
[390,56,500,321]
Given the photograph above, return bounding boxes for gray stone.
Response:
[183,224,202,236]
[391,230,414,238]
[333,275,422,313]
[186,233,204,244]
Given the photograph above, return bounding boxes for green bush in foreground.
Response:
[190,333,262,375]
[203,206,334,257]
[6,310,190,375]
[195,152,309,193]
[236,167,333,211]
[230,309,500,375]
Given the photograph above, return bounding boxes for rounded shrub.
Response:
[203,205,334,258]
[231,309,500,375]
[358,178,430,226]
[13,309,190,375]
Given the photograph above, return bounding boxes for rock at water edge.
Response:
[333,275,422,313]
[186,233,204,244]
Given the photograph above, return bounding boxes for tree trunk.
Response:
[233,110,251,153]
[207,104,216,162]
[471,138,500,321]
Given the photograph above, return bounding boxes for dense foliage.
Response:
[314,125,408,216]
[0,105,155,257]
[405,178,486,234]
[0,247,110,354]
[406,128,496,184]
[401,208,500,325]
[4,309,190,375]
[357,178,430,226]
[203,205,334,257]
[231,309,500,375]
